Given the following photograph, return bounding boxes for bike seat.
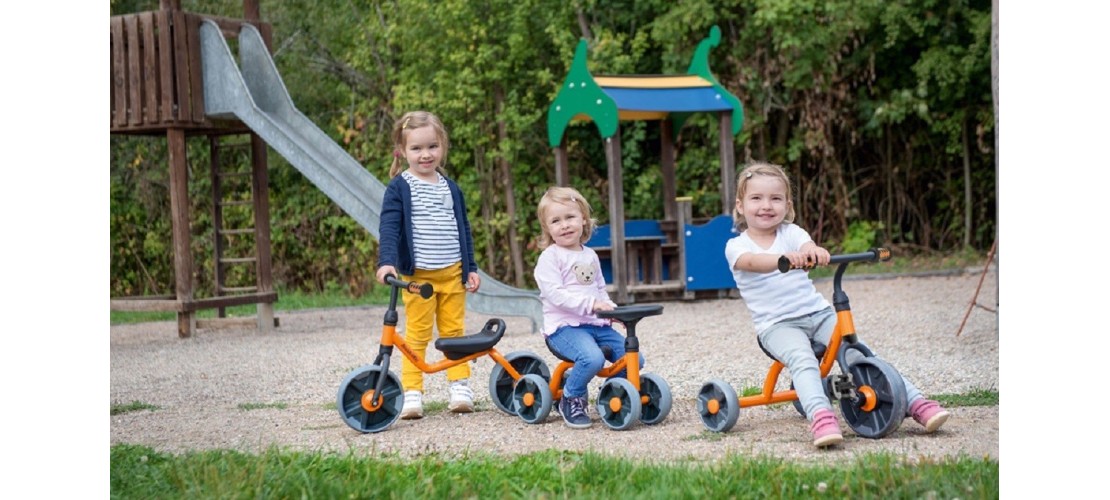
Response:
[595,304,663,324]
[545,335,612,363]
[435,318,506,360]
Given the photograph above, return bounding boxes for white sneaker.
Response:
[401,390,423,420]
[448,380,474,413]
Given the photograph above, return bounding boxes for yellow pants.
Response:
[400,262,470,392]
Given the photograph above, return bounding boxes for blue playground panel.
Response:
[683,215,738,291]
[586,216,737,292]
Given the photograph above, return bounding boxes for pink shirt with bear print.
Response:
[533,244,616,336]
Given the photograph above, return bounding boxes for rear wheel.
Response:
[489,351,550,415]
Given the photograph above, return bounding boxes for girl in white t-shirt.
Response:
[724,162,948,448]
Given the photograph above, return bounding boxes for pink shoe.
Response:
[910,399,949,433]
[810,408,844,448]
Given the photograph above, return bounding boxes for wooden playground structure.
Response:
[110,0,276,337]
[547,26,745,304]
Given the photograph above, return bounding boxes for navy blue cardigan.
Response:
[376,174,478,284]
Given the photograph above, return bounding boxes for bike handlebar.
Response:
[777,247,892,273]
[385,275,434,299]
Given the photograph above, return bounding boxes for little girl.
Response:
[533,186,644,429]
[376,110,481,420]
[724,162,949,448]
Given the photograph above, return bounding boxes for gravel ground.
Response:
[110,268,998,465]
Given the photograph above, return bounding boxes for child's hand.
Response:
[465,272,481,292]
[376,266,397,284]
[592,301,615,313]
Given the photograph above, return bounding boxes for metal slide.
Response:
[198,20,543,332]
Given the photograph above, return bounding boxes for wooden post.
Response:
[251,133,275,331]
[675,196,693,300]
[604,130,628,304]
[718,111,736,215]
[209,136,227,318]
[554,143,568,187]
[168,128,196,337]
[660,119,677,222]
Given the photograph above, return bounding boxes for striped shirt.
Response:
[402,171,461,270]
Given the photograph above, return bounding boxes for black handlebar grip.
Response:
[386,275,435,299]
[777,255,791,273]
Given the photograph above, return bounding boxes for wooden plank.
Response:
[167,128,194,337]
[718,112,735,215]
[111,17,127,128]
[605,127,628,303]
[186,14,206,123]
[183,292,278,312]
[157,10,175,122]
[140,12,160,124]
[110,299,180,312]
[171,10,191,122]
[125,15,142,126]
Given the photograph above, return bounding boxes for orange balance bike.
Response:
[337,275,549,433]
[504,304,673,430]
[697,248,909,438]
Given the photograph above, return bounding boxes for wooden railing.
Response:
[110,11,272,134]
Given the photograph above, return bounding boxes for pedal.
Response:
[825,373,855,400]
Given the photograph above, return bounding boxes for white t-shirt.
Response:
[723,223,830,334]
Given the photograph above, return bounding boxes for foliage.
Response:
[111,401,160,416]
[110,0,996,295]
[111,444,998,498]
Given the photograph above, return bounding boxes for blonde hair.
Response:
[733,162,797,230]
[389,110,450,178]
[536,186,597,250]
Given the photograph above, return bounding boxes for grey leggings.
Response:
[757,307,923,420]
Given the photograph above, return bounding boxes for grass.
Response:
[110,445,998,498]
[111,401,160,416]
[237,402,288,411]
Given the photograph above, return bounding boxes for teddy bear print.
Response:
[571,262,595,285]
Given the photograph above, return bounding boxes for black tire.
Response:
[596,378,642,430]
[639,373,672,425]
[512,373,553,424]
[488,351,550,415]
[697,379,739,432]
[839,357,908,439]
[336,365,403,433]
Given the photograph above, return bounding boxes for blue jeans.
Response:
[546,324,645,399]
[758,307,924,420]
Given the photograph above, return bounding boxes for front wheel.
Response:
[839,357,908,439]
[489,351,550,415]
[597,378,642,430]
[697,379,739,432]
[336,365,403,433]
[512,373,552,424]
[638,373,672,425]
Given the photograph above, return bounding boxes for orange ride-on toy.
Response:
[697,248,910,439]
[505,304,673,430]
[336,275,549,433]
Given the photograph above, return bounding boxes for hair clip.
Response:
[401,118,411,129]
[569,196,576,202]
[393,150,402,159]
[745,171,754,178]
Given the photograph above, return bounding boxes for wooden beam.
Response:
[554,144,568,187]
[604,130,628,304]
[660,119,677,221]
[251,133,276,331]
[718,112,736,215]
[167,128,195,337]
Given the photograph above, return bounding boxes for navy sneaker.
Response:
[559,395,592,429]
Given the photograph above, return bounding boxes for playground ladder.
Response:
[209,135,259,317]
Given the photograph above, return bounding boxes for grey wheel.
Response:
[512,373,553,424]
[336,365,403,433]
[698,378,739,432]
[639,372,672,425]
[597,378,641,430]
[489,351,550,415]
[839,357,908,439]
